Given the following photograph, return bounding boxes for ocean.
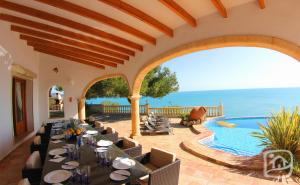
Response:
[86,87,300,117]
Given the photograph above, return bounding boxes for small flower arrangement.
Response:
[65,127,82,136]
[64,118,82,140]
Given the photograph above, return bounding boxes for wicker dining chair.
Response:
[115,137,142,157]
[135,147,180,185]
[101,126,119,143]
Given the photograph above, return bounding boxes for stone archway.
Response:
[129,35,300,137]
[78,73,130,121]
[132,35,300,96]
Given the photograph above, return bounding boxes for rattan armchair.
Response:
[135,147,180,185]
[115,137,142,157]
[101,127,119,143]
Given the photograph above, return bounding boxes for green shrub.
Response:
[252,108,300,153]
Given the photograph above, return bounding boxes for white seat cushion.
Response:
[18,178,31,185]
[25,151,42,169]
[33,135,41,145]
[38,126,45,134]
[107,127,115,134]
[89,116,95,122]
[95,121,103,128]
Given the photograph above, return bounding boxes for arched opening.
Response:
[132,35,300,96]
[129,35,300,137]
[79,74,130,121]
[48,85,65,119]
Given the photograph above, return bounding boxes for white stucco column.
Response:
[129,95,141,137]
[78,98,86,122]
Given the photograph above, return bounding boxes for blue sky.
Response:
[162,47,300,92]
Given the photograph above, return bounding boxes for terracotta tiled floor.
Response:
[102,118,300,185]
[0,138,32,185]
[1,118,299,185]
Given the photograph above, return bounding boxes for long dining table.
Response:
[41,125,150,185]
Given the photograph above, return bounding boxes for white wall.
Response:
[0,22,39,160]
[38,54,109,122]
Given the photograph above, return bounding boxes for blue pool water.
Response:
[202,117,268,156]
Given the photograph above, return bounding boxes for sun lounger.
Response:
[141,122,171,135]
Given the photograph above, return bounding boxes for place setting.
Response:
[109,157,136,182]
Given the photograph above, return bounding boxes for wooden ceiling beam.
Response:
[0,0,143,51]
[258,0,266,9]
[159,0,196,27]
[35,0,156,45]
[34,47,105,69]
[30,43,117,68]
[0,14,135,56]
[11,25,129,60]
[99,0,173,37]
[21,35,121,66]
[211,0,228,18]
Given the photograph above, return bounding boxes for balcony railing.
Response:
[89,103,224,118]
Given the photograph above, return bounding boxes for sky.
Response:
[161,47,300,92]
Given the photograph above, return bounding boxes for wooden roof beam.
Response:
[159,0,196,27]
[211,0,228,18]
[34,47,105,69]
[99,0,173,37]
[11,25,129,60]
[35,0,156,45]
[258,0,266,9]
[30,43,117,68]
[21,35,121,66]
[0,14,135,56]
[0,0,143,51]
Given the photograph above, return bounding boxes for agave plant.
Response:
[252,107,300,154]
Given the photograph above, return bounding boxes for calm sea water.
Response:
[86,87,300,117]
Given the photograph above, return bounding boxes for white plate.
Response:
[112,158,135,170]
[51,134,65,140]
[65,161,79,167]
[61,164,76,170]
[110,170,129,181]
[82,134,90,138]
[94,147,108,153]
[86,130,98,135]
[49,148,67,156]
[97,140,113,147]
[44,170,72,184]
[62,144,75,149]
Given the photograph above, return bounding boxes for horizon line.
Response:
[178,86,300,92]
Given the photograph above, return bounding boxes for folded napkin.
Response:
[51,140,63,144]
[49,157,66,163]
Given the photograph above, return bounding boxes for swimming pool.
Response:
[200,117,268,156]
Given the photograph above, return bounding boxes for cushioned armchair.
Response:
[101,127,119,143]
[135,147,180,185]
[115,137,142,157]
[22,151,43,184]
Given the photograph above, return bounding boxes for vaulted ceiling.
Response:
[0,0,265,70]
